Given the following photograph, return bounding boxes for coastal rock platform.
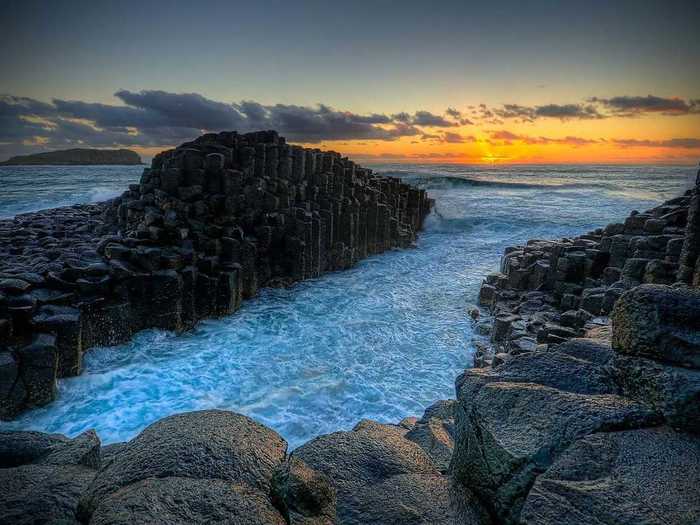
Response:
[1,138,699,523]
[0,130,432,420]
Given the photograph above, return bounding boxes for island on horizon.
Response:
[0,148,143,166]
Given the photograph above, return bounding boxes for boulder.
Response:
[36,429,101,469]
[607,353,700,432]
[520,427,700,525]
[452,341,657,523]
[272,456,336,525]
[0,464,96,524]
[611,284,700,369]
[293,419,487,525]
[90,477,286,525]
[405,417,455,474]
[0,430,67,467]
[79,410,287,519]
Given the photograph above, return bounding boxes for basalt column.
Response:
[0,130,433,420]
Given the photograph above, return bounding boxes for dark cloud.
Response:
[488,130,598,146]
[489,95,699,122]
[0,90,430,157]
[590,95,700,116]
[612,138,700,148]
[493,103,602,121]
[445,107,462,119]
[441,132,476,143]
[410,110,459,127]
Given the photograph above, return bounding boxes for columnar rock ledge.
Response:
[1,164,699,525]
[0,130,432,420]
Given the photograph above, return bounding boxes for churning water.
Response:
[0,164,694,447]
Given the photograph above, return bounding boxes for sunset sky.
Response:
[1,0,699,164]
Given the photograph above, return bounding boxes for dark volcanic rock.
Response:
[79,410,287,519]
[90,477,286,525]
[0,130,432,420]
[607,353,700,432]
[293,419,487,525]
[272,456,336,525]
[0,429,68,467]
[452,342,658,524]
[0,464,96,525]
[611,284,700,369]
[520,427,700,525]
[404,400,458,474]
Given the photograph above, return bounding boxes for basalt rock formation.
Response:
[0,148,143,166]
[455,179,700,524]
[0,130,432,420]
[2,158,699,524]
[474,186,697,362]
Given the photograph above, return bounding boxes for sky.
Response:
[1,0,699,164]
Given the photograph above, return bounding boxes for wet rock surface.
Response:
[0,130,432,420]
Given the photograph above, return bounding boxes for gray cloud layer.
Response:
[1,90,699,160]
[0,90,474,158]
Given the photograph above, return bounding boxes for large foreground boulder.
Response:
[0,429,102,524]
[611,284,700,369]
[293,418,488,525]
[452,340,658,524]
[0,464,96,525]
[79,410,288,522]
[520,427,700,525]
[90,477,286,525]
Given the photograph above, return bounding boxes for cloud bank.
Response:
[0,89,698,160]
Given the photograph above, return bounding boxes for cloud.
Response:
[489,95,700,122]
[612,138,700,148]
[441,132,476,143]
[0,90,431,157]
[488,130,598,146]
[445,107,474,126]
[410,110,459,127]
[590,95,700,116]
[493,103,602,121]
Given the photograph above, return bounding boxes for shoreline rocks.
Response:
[1,156,698,523]
[456,178,700,524]
[0,130,432,420]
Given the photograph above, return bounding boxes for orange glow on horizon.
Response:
[128,113,700,166]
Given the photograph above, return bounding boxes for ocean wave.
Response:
[381,171,616,191]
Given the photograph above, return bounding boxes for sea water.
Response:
[0,164,694,447]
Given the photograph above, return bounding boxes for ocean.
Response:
[0,164,694,447]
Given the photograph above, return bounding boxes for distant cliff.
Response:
[0,148,143,165]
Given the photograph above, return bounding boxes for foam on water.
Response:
[0,164,694,448]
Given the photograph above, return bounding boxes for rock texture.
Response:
[454,178,700,524]
[1,408,486,525]
[293,418,487,525]
[0,430,102,524]
[0,148,142,165]
[0,130,431,419]
[79,410,288,524]
[473,189,696,364]
[520,427,700,525]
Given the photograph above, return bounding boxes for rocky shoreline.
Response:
[1,144,699,524]
[0,130,431,420]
